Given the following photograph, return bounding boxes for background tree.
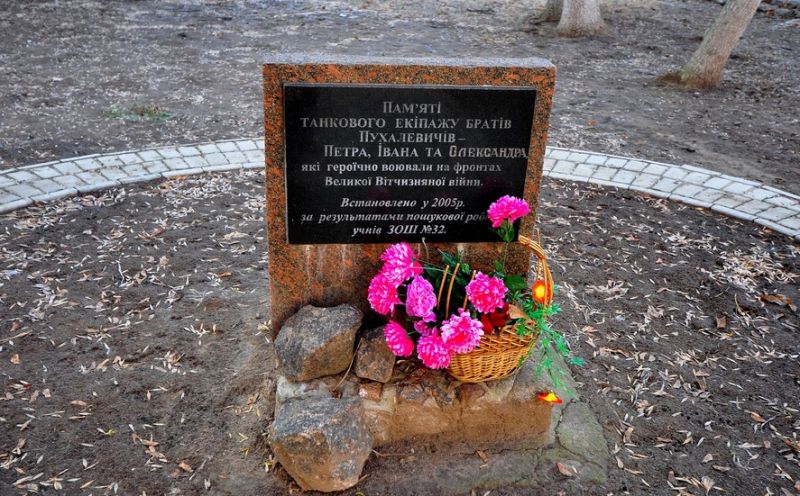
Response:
[556,0,605,37]
[663,0,761,88]
[540,0,563,22]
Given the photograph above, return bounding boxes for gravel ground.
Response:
[0,172,797,495]
[1,0,799,193]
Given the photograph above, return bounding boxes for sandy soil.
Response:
[1,171,797,495]
[1,0,799,193]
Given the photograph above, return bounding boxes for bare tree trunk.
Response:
[557,0,604,37]
[665,0,760,88]
[540,0,563,21]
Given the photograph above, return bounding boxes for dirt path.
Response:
[1,0,798,193]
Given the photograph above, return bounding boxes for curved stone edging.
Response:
[0,138,798,242]
[542,149,800,241]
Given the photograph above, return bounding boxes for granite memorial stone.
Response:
[264,54,555,331]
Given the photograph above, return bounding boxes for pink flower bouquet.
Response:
[367,196,581,385]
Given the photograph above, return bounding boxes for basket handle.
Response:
[518,235,554,306]
[435,235,555,314]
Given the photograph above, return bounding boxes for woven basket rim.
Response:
[447,323,539,383]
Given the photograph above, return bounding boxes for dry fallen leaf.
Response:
[668,470,678,486]
[10,354,20,364]
[701,476,715,495]
[507,304,527,320]
[715,315,727,329]
[759,293,797,312]
[475,450,489,464]
[12,438,25,455]
[623,426,634,444]
[783,439,800,453]
[179,462,193,473]
[556,462,577,477]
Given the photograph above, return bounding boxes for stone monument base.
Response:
[270,346,609,493]
[360,358,553,447]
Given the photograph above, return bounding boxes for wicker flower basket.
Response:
[445,235,554,383]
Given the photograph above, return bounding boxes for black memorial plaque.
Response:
[284,83,537,244]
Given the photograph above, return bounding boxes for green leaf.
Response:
[498,219,515,243]
[424,266,440,279]
[440,250,458,267]
[494,260,504,275]
[504,275,527,292]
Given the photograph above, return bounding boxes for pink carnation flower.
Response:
[440,308,484,354]
[367,273,402,315]
[465,272,508,314]
[487,195,530,228]
[414,320,436,337]
[380,242,423,284]
[405,276,437,321]
[384,320,414,357]
[416,333,452,369]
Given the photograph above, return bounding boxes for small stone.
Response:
[430,383,456,407]
[358,382,383,402]
[457,383,485,403]
[332,377,360,399]
[354,326,395,383]
[275,375,331,405]
[269,396,373,492]
[275,304,362,381]
[398,384,426,404]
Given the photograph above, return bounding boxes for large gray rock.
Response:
[275,304,362,381]
[556,401,609,467]
[269,396,373,492]
[354,326,395,383]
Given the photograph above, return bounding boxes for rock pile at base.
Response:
[269,396,373,492]
[274,304,361,381]
[269,306,608,493]
[354,326,395,383]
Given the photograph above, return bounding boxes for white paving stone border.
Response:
[0,138,798,242]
